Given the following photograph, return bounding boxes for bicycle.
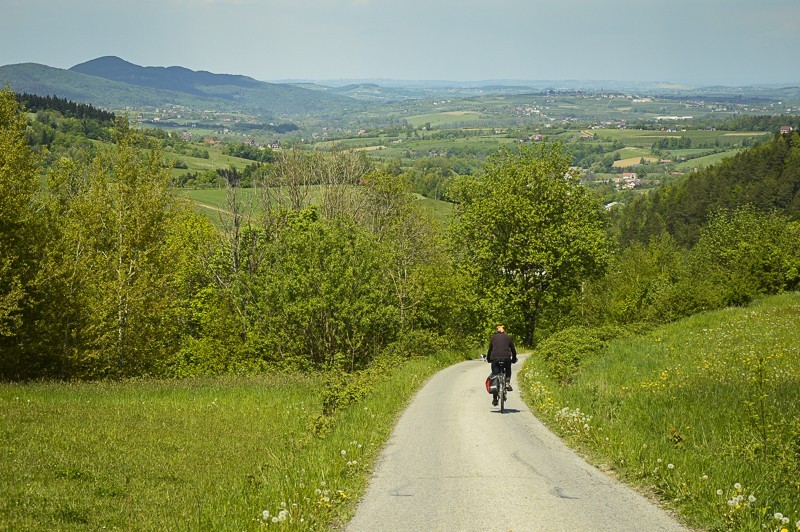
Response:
[490,359,510,413]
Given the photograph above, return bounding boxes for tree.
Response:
[451,143,611,345]
[0,88,43,376]
[43,120,205,377]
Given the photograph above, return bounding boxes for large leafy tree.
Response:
[451,143,610,345]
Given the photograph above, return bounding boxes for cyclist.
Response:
[486,324,517,406]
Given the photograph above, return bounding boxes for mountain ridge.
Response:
[0,56,360,117]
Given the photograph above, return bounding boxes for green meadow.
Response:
[519,292,800,532]
[0,353,466,530]
[176,186,454,226]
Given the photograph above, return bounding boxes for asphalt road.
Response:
[346,357,688,532]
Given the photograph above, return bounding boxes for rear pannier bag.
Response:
[485,374,499,394]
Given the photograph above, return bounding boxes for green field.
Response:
[405,111,484,128]
[594,128,768,148]
[674,149,743,171]
[0,353,465,530]
[176,186,455,226]
[520,292,800,531]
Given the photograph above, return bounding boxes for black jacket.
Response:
[487,332,517,361]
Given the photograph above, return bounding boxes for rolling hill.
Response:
[0,56,361,118]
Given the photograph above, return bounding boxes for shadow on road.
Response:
[491,408,521,414]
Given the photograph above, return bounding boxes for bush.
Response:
[536,324,636,384]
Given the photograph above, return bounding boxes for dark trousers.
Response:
[491,359,511,381]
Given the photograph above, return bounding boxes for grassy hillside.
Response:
[519,292,800,531]
[0,352,466,530]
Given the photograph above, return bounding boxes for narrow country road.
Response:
[346,356,688,532]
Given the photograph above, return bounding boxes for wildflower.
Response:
[341,450,347,455]
[782,517,790,524]
[278,510,288,522]
[748,495,756,503]
[262,510,270,520]
[776,513,785,520]
[667,463,674,469]
[734,482,742,490]
[271,517,278,523]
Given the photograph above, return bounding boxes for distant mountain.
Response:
[70,56,264,95]
[0,56,361,118]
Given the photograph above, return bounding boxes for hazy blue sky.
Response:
[2,0,799,86]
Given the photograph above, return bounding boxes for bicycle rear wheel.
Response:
[499,380,506,413]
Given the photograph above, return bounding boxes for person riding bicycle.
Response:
[486,324,517,406]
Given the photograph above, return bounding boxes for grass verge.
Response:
[519,292,800,532]
[0,351,466,530]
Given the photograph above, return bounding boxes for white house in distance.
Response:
[614,172,642,190]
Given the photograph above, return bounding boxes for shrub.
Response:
[536,324,635,384]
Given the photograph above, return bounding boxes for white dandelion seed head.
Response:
[271,517,278,523]
[734,482,742,490]
[717,489,724,495]
[781,517,789,525]
[278,510,288,522]
[702,475,708,480]
[341,449,347,455]
[748,495,756,502]
[775,512,784,520]
[262,510,270,520]
[280,502,286,508]
[667,463,674,469]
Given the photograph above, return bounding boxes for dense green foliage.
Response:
[0,88,472,380]
[450,143,611,345]
[16,92,116,122]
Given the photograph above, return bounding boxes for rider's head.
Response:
[496,324,506,333]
